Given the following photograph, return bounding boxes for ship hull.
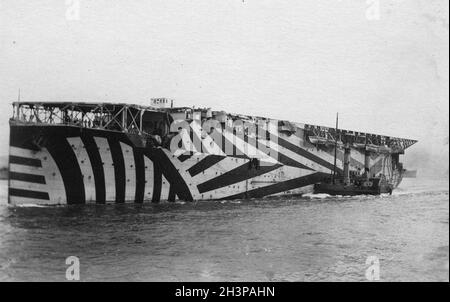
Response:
[8,123,403,205]
[313,181,393,196]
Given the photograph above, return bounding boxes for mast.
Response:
[364,135,371,180]
[332,112,338,184]
[15,89,21,119]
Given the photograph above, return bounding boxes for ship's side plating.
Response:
[8,102,416,205]
[9,124,193,204]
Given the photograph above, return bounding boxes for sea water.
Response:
[0,178,448,281]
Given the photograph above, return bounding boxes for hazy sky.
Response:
[0,0,448,174]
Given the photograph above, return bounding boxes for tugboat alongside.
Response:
[314,114,395,196]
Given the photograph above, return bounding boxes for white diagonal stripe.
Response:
[67,137,96,203]
[95,137,115,202]
[120,142,136,202]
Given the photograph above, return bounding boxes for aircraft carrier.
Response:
[7,98,417,205]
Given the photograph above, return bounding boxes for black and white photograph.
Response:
[0,0,448,287]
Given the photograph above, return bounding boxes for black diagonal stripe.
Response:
[81,135,105,204]
[278,153,314,170]
[187,155,226,177]
[108,138,125,203]
[133,148,145,203]
[9,155,42,167]
[277,136,343,174]
[146,148,193,202]
[157,149,193,201]
[221,172,328,200]
[248,137,314,170]
[221,129,226,154]
[168,185,176,202]
[9,188,50,200]
[152,159,162,203]
[233,132,313,170]
[178,153,193,162]
[46,137,85,204]
[197,162,282,194]
[9,172,46,184]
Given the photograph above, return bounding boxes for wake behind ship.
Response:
[7,99,417,205]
